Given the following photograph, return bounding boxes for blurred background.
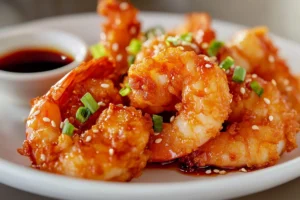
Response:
[1,0,299,42]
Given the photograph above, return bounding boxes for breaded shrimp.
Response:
[19,58,153,181]
[220,27,300,121]
[97,0,140,76]
[128,47,232,162]
[180,72,299,170]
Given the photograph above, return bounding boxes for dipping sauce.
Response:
[0,48,74,73]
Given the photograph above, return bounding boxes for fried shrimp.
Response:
[220,27,300,121]
[97,0,140,76]
[128,47,232,162]
[19,58,153,181]
[180,72,299,170]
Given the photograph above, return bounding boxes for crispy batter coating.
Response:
[180,72,299,170]
[19,58,152,181]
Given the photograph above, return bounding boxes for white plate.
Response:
[1,12,300,200]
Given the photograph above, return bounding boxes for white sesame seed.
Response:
[119,2,129,10]
[40,154,46,161]
[154,132,160,136]
[286,86,293,92]
[268,55,275,63]
[112,43,119,52]
[204,56,210,61]
[204,88,208,93]
[201,42,208,49]
[240,168,247,172]
[205,169,212,174]
[42,117,50,122]
[115,18,121,25]
[155,138,163,144]
[60,122,64,129]
[64,118,69,123]
[51,120,56,128]
[98,101,106,106]
[245,78,252,83]
[101,83,110,88]
[170,116,175,122]
[213,169,220,173]
[130,26,137,35]
[271,79,277,86]
[263,98,271,105]
[116,54,123,62]
[252,125,259,130]
[268,115,274,122]
[92,129,99,133]
[219,170,227,175]
[109,148,114,156]
[240,87,246,94]
[100,32,106,41]
[205,64,212,68]
[251,74,257,78]
[283,79,289,86]
[85,136,92,142]
[32,110,40,116]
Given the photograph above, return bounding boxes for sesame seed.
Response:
[116,54,123,62]
[213,169,220,173]
[204,88,208,93]
[251,74,257,78]
[115,18,121,25]
[101,83,110,88]
[154,132,160,136]
[130,27,137,35]
[268,55,275,63]
[32,110,40,116]
[100,32,106,41]
[201,42,208,49]
[286,86,293,92]
[269,115,274,122]
[205,64,212,68]
[42,117,50,122]
[219,170,226,175]
[119,2,129,10]
[51,120,56,128]
[271,79,277,86]
[205,169,212,174]
[85,136,92,142]
[204,56,210,61]
[109,148,114,156]
[240,168,247,172]
[170,116,175,122]
[252,125,259,130]
[60,122,64,129]
[245,78,252,83]
[112,43,119,52]
[240,87,246,94]
[64,118,69,123]
[155,138,163,144]
[283,79,289,86]
[92,129,99,133]
[263,98,271,105]
[98,101,106,106]
[40,154,46,161]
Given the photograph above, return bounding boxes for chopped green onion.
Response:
[207,40,224,56]
[76,107,91,123]
[180,32,193,43]
[166,36,180,46]
[62,122,75,136]
[128,55,135,66]
[90,44,107,59]
[220,56,234,70]
[232,66,246,83]
[145,26,165,39]
[250,81,264,97]
[128,39,142,55]
[119,85,131,96]
[80,92,99,114]
[152,115,163,132]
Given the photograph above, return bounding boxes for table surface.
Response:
[2,177,300,200]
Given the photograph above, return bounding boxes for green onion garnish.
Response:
[90,44,107,59]
[250,81,264,97]
[119,85,131,96]
[220,56,234,70]
[128,39,142,55]
[207,40,224,56]
[166,36,180,46]
[76,107,91,123]
[80,92,99,114]
[62,122,75,136]
[145,26,165,39]
[232,66,246,83]
[128,55,135,66]
[180,32,193,43]
[152,115,163,132]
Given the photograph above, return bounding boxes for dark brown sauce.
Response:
[0,48,74,73]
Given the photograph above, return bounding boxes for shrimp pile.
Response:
[19,0,300,181]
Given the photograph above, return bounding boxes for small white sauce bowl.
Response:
[0,28,88,105]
